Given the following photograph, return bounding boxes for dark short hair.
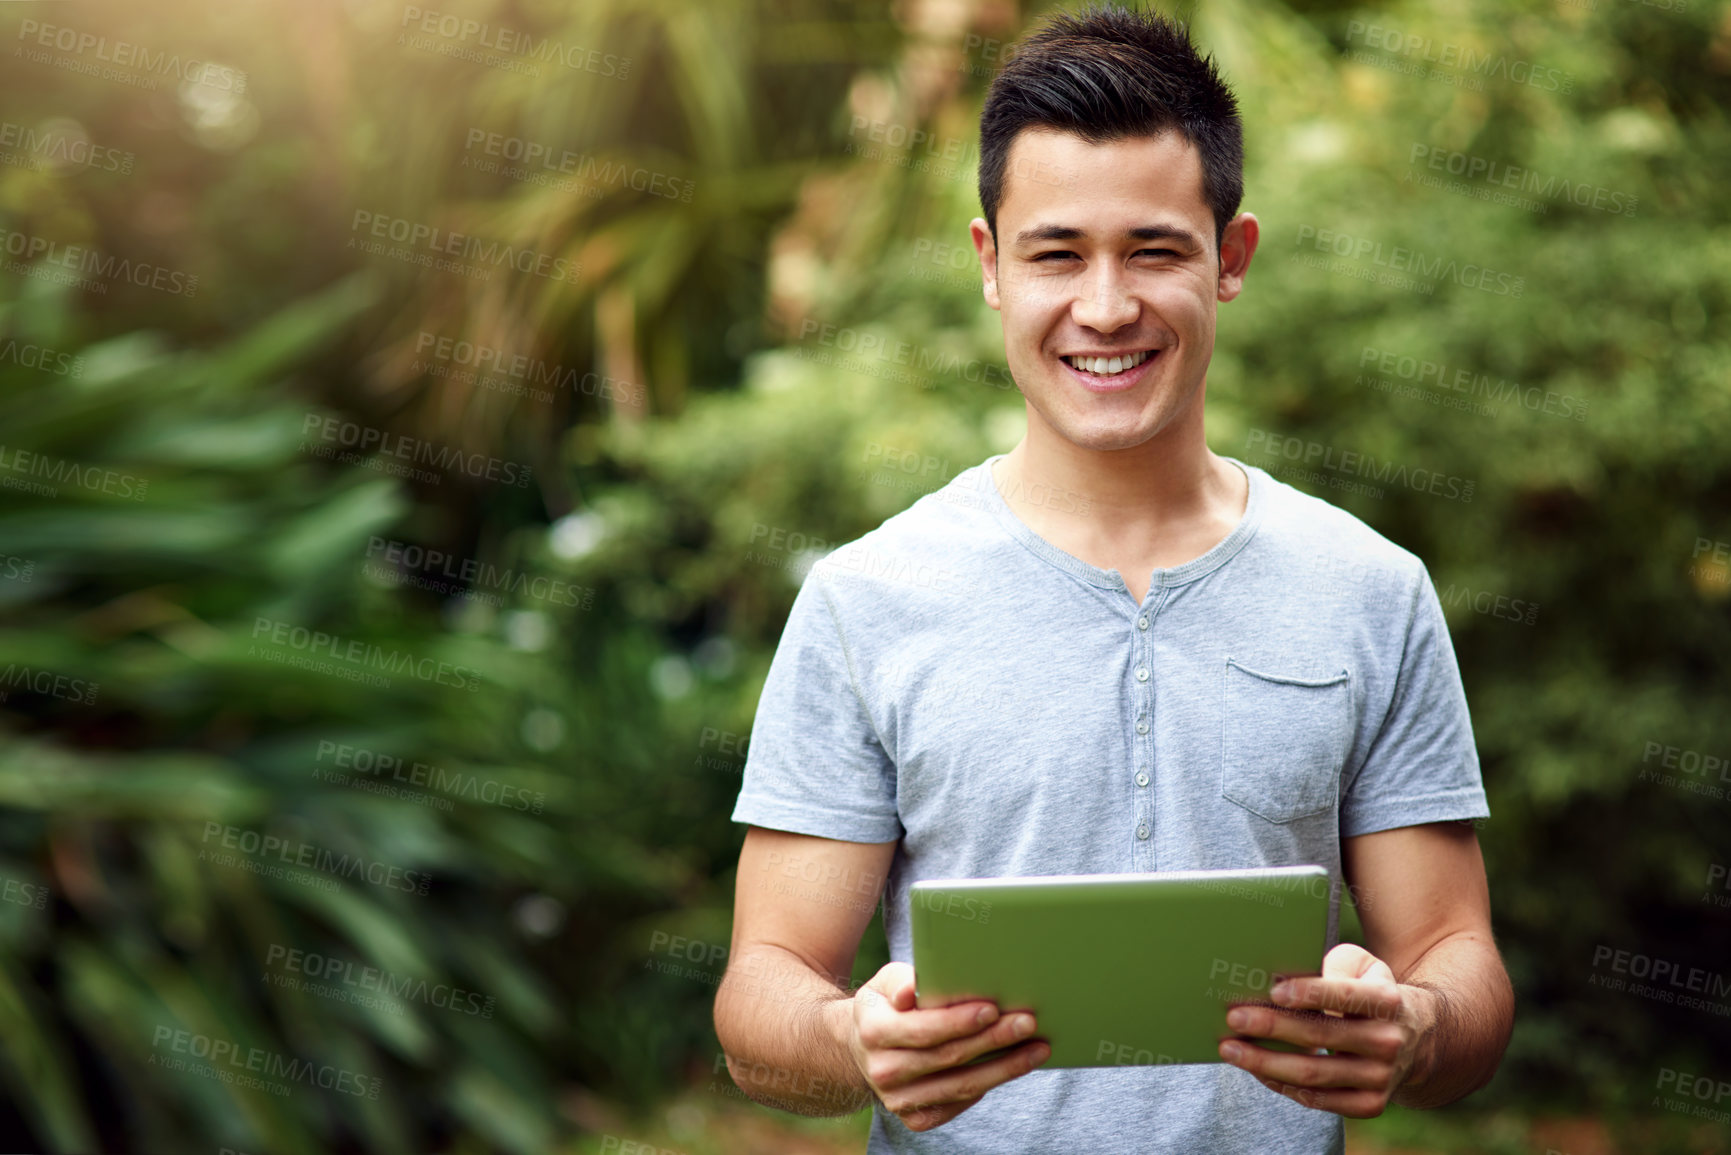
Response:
[978,3,1244,250]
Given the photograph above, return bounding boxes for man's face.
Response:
[970,128,1256,453]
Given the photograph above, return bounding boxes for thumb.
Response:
[1322,941,1394,984]
[870,961,918,1011]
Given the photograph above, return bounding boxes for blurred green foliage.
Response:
[0,0,1729,1151]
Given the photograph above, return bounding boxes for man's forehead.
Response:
[998,126,1209,230]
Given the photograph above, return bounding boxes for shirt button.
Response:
[1135,668,1149,682]
[1136,721,1149,735]
[1136,771,1149,787]
[1136,824,1149,840]
[1137,617,1149,630]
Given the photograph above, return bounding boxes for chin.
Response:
[1050,418,1161,453]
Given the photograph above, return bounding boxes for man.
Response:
[713,5,1514,1152]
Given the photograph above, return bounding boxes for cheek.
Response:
[1002,293,1068,347]
[1000,271,1063,314]
[1145,281,1210,327]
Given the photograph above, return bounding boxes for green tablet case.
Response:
[909,866,1331,1067]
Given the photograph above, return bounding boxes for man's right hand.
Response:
[843,961,1050,1132]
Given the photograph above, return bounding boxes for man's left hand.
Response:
[1216,942,1438,1118]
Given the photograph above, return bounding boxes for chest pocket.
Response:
[1220,658,1352,824]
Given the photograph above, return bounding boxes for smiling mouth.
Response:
[1059,349,1156,377]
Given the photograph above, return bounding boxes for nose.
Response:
[1070,265,1139,334]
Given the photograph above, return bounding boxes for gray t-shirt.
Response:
[731,453,1489,1154]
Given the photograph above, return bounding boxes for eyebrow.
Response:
[1012,223,1201,249]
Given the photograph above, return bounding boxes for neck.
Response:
[1000,399,1235,534]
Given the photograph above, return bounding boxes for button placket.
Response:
[1131,590,1164,868]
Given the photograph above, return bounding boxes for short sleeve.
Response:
[730,569,903,842]
[1339,563,1490,837]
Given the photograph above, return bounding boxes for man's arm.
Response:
[713,826,1049,1129]
[1217,820,1514,1116]
[713,825,893,1116]
[1348,820,1514,1108]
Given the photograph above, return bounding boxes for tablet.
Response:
[909,865,1331,1068]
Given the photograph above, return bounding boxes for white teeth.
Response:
[1065,350,1151,375]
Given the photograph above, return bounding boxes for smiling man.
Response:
[713,6,1514,1153]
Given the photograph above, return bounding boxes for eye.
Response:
[1135,248,1180,258]
[1033,250,1079,262]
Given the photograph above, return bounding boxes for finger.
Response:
[894,1097,979,1134]
[863,997,1007,1051]
[1255,1076,1390,1120]
[1271,976,1402,1022]
[1220,1038,1388,1091]
[872,1012,1040,1089]
[879,1038,1050,1126]
[1225,1004,1405,1061]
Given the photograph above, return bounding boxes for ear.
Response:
[970,217,1002,312]
[1217,212,1259,303]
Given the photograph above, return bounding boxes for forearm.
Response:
[712,944,873,1116]
[1392,930,1515,1109]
